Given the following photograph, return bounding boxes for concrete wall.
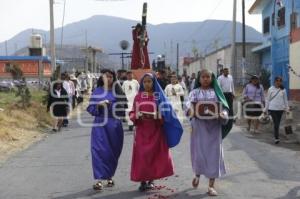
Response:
[203,44,261,84]
[185,58,203,77]
[290,29,300,101]
[0,60,51,79]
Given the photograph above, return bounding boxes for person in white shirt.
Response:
[178,76,187,109]
[264,76,290,144]
[189,73,196,92]
[78,72,88,94]
[122,71,140,131]
[165,75,185,120]
[61,73,73,127]
[217,68,235,127]
[70,74,78,109]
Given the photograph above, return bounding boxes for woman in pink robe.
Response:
[129,74,174,192]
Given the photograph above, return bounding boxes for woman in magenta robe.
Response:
[131,23,150,69]
[129,73,175,192]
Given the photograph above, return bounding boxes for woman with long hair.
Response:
[86,69,127,191]
[264,76,290,144]
[186,69,231,196]
[129,73,183,192]
[243,75,265,133]
[47,81,69,132]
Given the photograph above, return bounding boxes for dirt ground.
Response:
[0,101,52,163]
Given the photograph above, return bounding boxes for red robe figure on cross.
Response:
[131,23,150,70]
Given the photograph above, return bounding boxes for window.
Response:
[277,7,286,28]
[263,17,270,34]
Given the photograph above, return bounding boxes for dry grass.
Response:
[0,90,52,162]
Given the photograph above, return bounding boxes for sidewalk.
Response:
[234,99,300,144]
[288,101,300,143]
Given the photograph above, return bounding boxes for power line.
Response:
[201,21,231,55]
[184,0,224,40]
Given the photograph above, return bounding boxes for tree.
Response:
[5,63,31,108]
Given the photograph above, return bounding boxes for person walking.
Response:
[243,75,265,133]
[156,70,168,90]
[129,73,183,192]
[178,75,187,109]
[186,69,231,196]
[86,69,127,191]
[122,71,140,131]
[61,73,72,127]
[47,81,69,132]
[218,67,235,127]
[165,75,185,119]
[264,76,290,144]
[189,73,196,92]
[70,74,77,109]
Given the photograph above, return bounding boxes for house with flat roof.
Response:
[0,56,52,79]
[249,0,300,99]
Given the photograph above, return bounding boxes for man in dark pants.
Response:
[217,68,235,126]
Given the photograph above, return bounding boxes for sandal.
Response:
[192,176,200,188]
[139,182,148,192]
[107,179,115,187]
[147,181,155,190]
[93,181,103,191]
[207,187,218,196]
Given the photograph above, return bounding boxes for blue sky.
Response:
[0,0,261,42]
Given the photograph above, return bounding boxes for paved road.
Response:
[0,111,300,199]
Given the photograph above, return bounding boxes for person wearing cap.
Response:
[242,75,265,133]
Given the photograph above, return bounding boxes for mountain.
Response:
[1,15,263,68]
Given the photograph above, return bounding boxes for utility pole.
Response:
[176,43,179,76]
[170,40,174,69]
[242,0,246,85]
[231,0,237,84]
[85,30,88,72]
[49,0,56,74]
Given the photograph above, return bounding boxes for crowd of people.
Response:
[86,68,234,196]
[47,71,93,132]
[47,67,290,197]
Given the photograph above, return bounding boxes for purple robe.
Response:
[187,88,227,179]
[87,87,124,180]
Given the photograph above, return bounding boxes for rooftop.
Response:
[249,0,271,14]
[0,56,51,63]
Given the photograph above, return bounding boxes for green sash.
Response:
[194,73,233,139]
[213,78,232,139]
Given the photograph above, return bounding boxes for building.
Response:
[204,43,261,83]
[290,24,300,100]
[181,43,261,85]
[179,57,202,77]
[0,56,51,80]
[249,0,300,98]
